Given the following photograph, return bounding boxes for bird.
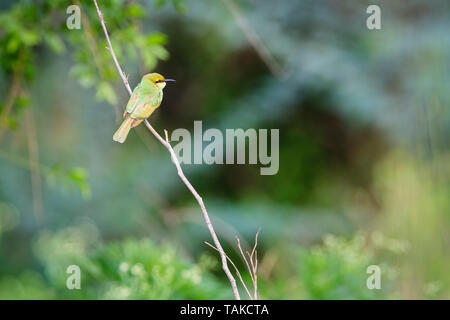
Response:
[113,73,175,143]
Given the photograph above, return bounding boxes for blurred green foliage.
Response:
[0,0,449,300]
[0,224,398,299]
[0,0,170,124]
[299,235,384,299]
[26,223,229,299]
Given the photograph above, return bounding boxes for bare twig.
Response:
[75,0,121,121]
[250,229,260,299]
[24,106,44,227]
[204,241,253,300]
[236,236,255,284]
[246,250,258,299]
[92,0,240,299]
[161,130,240,299]
[92,0,131,95]
[221,0,285,79]
[248,249,258,299]
[236,229,260,300]
[78,1,154,146]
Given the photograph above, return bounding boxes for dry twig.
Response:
[92,0,240,299]
[24,106,44,226]
[207,229,261,300]
[204,241,253,300]
[221,0,284,79]
[237,228,260,299]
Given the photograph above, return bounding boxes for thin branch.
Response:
[236,235,255,285]
[251,228,260,259]
[25,105,44,227]
[247,250,258,299]
[78,0,153,146]
[249,228,260,299]
[221,0,285,79]
[92,0,131,95]
[92,0,240,299]
[236,230,260,300]
[161,130,240,299]
[76,0,121,121]
[253,250,258,299]
[205,241,253,300]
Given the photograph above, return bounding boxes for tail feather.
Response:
[113,117,134,143]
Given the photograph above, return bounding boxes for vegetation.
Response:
[0,0,449,299]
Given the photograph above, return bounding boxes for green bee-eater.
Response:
[113,73,175,143]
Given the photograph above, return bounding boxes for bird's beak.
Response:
[164,78,176,82]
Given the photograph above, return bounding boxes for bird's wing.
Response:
[130,89,163,119]
[124,84,142,117]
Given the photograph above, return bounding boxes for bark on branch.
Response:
[92,0,240,299]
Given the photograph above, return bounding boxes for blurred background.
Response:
[0,0,449,299]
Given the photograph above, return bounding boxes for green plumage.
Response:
[113,73,167,143]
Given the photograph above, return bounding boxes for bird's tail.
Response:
[113,116,134,143]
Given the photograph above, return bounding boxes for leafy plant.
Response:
[29,223,229,299]
[298,235,390,299]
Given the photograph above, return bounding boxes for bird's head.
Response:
[143,73,176,89]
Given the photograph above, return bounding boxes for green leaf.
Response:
[67,167,91,199]
[172,0,187,14]
[150,45,169,60]
[146,33,168,45]
[126,3,146,18]
[6,37,20,53]
[6,116,19,130]
[45,164,91,199]
[70,64,96,88]
[141,50,157,70]
[45,33,66,54]
[96,82,118,106]
[154,0,167,8]
[19,29,40,46]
